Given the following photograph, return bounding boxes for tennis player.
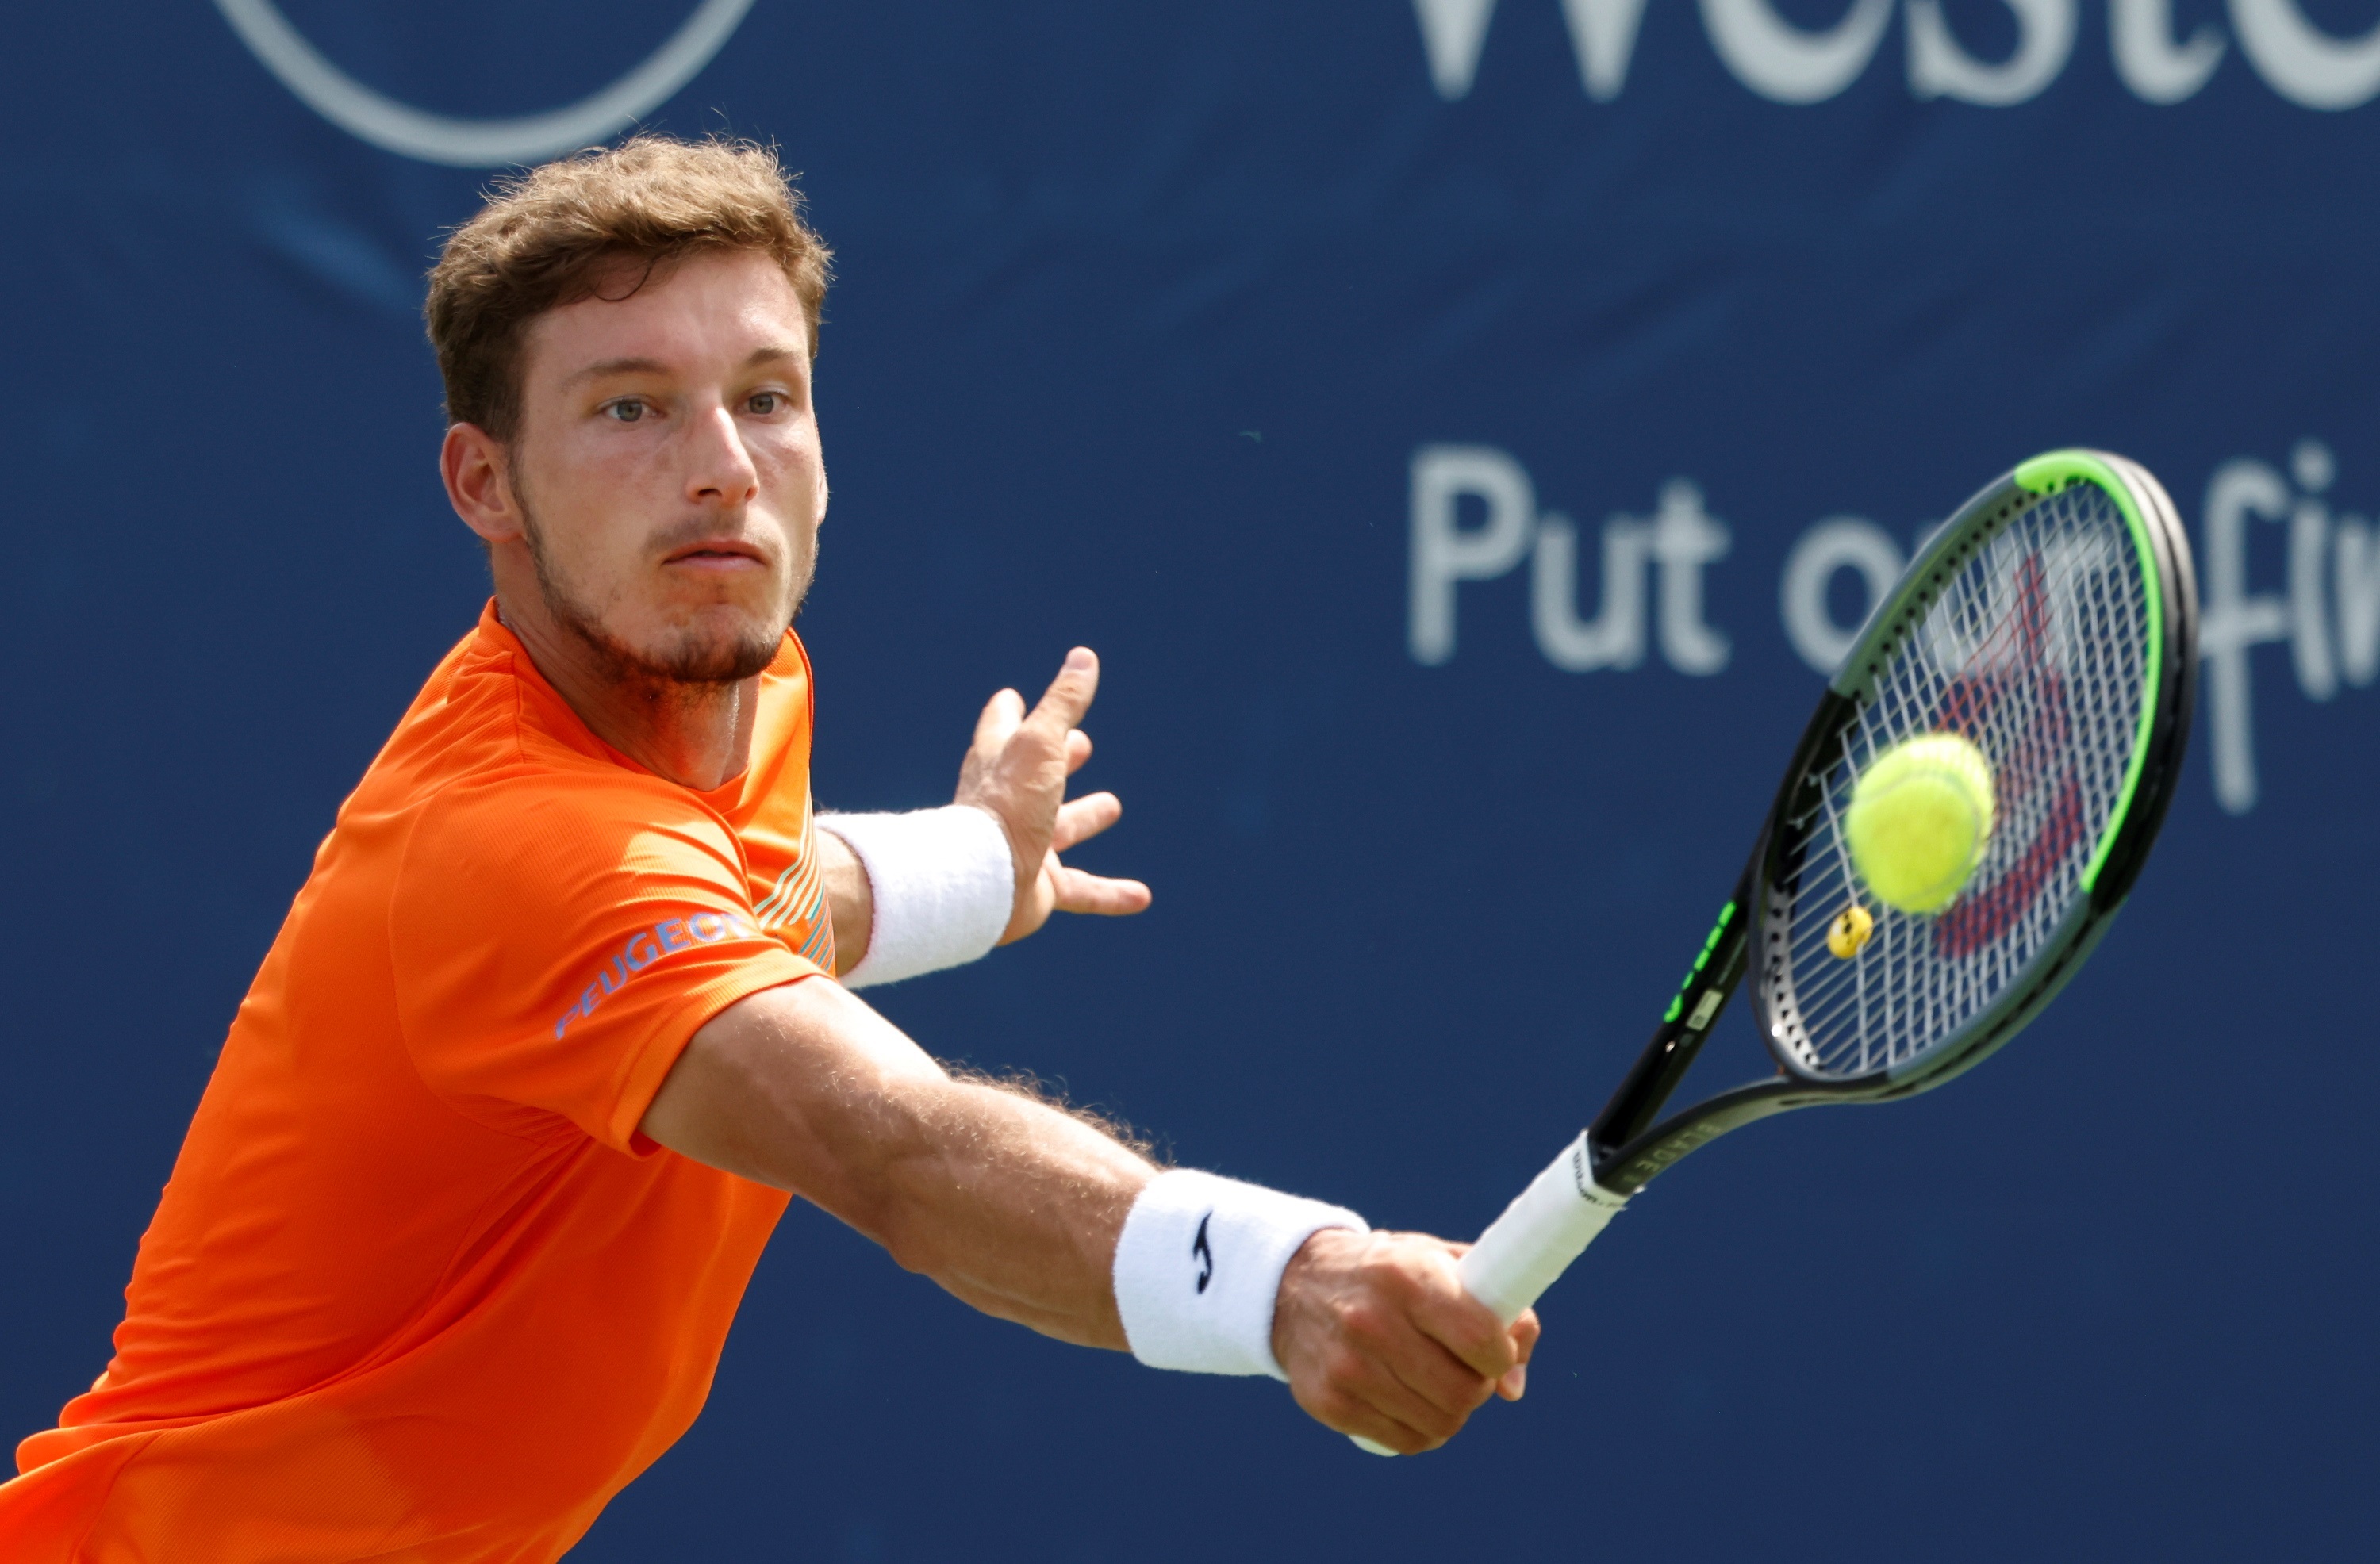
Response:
[0,136,1536,1559]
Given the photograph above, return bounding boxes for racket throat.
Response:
[1593,1076,1832,1194]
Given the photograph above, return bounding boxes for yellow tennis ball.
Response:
[1844,734,1995,915]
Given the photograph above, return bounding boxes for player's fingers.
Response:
[1497,1309,1540,1401]
[1361,1350,1482,1444]
[1046,864,1152,916]
[1019,648,1099,746]
[1064,728,1092,776]
[1404,1252,1522,1389]
[1389,1317,1507,1420]
[1330,1249,1499,1423]
[1297,1377,1438,1456]
[1364,1336,1494,1435]
[970,688,1025,764]
[1299,1340,1468,1451]
[1050,792,1121,851]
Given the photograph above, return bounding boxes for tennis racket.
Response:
[1355,448,2198,1455]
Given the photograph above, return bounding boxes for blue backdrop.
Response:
[5,2,2376,1558]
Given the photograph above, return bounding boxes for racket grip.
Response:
[1348,1133,1626,1456]
[1457,1131,1630,1324]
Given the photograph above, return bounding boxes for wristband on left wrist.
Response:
[816,805,1015,987]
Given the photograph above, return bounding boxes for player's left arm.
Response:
[818,648,1151,979]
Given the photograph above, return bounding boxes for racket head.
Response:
[1749,450,2197,1095]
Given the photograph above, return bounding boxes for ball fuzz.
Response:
[1844,734,1995,915]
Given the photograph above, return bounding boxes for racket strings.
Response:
[1770,486,2151,1079]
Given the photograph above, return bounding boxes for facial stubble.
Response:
[516,492,814,691]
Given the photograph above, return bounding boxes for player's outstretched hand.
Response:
[956,647,1154,945]
[1271,1229,1537,1455]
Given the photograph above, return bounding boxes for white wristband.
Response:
[1111,1169,1368,1380]
[817,807,1015,988]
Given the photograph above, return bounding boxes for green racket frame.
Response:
[1584,450,2198,1196]
[1350,450,2198,1455]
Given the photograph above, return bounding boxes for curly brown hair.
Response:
[424,135,833,443]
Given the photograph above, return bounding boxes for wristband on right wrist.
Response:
[1111,1169,1368,1381]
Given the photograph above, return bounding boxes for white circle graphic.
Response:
[213,0,758,167]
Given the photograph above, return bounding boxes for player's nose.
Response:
[683,403,760,506]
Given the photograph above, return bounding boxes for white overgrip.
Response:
[1455,1131,1630,1325]
[1350,1133,1627,1455]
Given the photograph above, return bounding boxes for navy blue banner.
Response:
[4,2,2374,1558]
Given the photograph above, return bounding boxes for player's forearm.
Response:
[859,1075,1147,1346]
[641,979,1147,1347]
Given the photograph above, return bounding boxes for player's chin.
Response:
[648,607,786,683]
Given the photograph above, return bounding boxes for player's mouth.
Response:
[661,538,769,573]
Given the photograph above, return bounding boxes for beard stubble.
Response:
[518,496,812,689]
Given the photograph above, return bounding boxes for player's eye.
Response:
[747,391,783,416]
[605,399,649,424]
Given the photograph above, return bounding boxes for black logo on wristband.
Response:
[1192,1212,1215,1294]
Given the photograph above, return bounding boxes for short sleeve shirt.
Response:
[1,604,835,1561]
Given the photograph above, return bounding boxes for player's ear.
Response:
[442,422,524,545]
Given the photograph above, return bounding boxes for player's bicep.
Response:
[639,978,946,1213]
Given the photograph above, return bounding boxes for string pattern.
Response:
[1767,486,2151,1080]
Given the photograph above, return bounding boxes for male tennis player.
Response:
[0,136,1536,1559]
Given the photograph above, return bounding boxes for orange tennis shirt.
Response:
[1,602,836,1561]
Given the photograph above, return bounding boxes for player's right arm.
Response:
[638,977,1538,1454]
